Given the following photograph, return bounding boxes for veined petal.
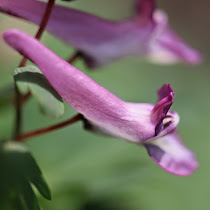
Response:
[3,29,126,121]
[144,131,198,176]
[4,29,178,143]
[0,0,201,67]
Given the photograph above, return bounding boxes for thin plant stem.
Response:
[13,84,22,139]
[17,114,82,141]
[67,51,81,64]
[19,0,56,67]
[14,0,55,140]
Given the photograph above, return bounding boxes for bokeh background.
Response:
[0,0,210,209]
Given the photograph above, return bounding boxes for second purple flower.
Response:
[0,0,202,68]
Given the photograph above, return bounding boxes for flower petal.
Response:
[147,10,202,65]
[152,84,174,136]
[135,0,155,22]
[3,29,126,120]
[144,131,198,176]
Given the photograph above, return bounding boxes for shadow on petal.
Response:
[144,131,198,176]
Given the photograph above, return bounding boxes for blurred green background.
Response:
[0,0,209,209]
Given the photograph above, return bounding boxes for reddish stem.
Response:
[17,114,82,141]
[67,51,81,64]
[13,84,22,139]
[14,0,55,140]
[35,0,55,40]
[19,0,56,67]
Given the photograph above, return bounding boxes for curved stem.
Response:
[17,114,83,141]
[67,51,81,64]
[19,0,56,67]
[35,0,56,40]
[14,0,55,140]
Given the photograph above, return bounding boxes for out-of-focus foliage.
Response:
[0,140,51,210]
[0,84,14,108]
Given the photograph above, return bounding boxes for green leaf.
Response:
[12,66,64,118]
[28,156,51,200]
[0,84,15,108]
[0,140,51,210]
[20,182,40,210]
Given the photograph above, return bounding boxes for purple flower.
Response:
[3,29,198,176]
[0,0,201,68]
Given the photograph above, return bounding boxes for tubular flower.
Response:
[0,0,201,68]
[3,29,198,176]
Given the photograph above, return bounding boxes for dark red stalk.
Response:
[19,0,56,67]
[17,114,82,141]
[67,51,81,64]
[14,0,55,140]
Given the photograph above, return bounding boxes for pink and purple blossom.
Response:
[3,29,198,176]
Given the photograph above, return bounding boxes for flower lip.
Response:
[151,84,177,137]
[157,34,202,65]
[145,130,198,176]
[148,10,202,65]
